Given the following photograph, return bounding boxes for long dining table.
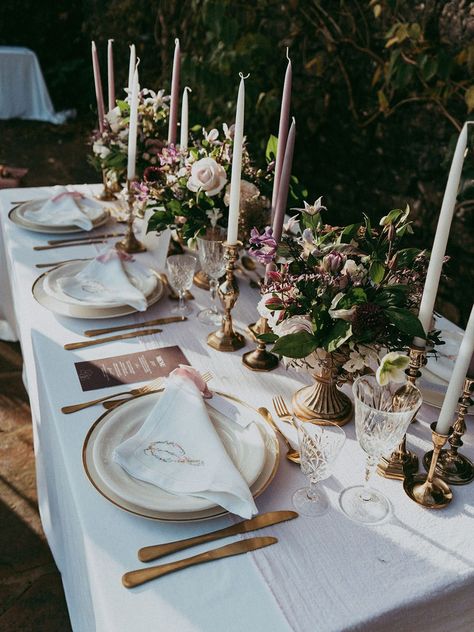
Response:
[1,185,474,632]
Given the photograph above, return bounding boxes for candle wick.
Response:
[286,47,291,62]
[239,72,250,80]
[291,116,296,125]
[184,86,192,94]
[175,37,180,46]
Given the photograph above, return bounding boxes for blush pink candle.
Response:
[272,118,296,242]
[91,41,105,132]
[168,38,181,145]
[271,49,292,221]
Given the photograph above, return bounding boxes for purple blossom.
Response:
[159,143,181,166]
[249,226,278,264]
[132,181,149,202]
[322,250,346,273]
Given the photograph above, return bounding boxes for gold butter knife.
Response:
[64,327,162,350]
[138,510,297,562]
[123,536,277,588]
[47,232,125,245]
[83,315,187,337]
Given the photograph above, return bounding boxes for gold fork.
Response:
[273,396,294,424]
[61,371,213,415]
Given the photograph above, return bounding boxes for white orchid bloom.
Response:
[329,292,356,321]
[292,196,327,216]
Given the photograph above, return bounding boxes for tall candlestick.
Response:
[271,118,296,242]
[127,65,139,181]
[271,49,292,222]
[436,305,474,434]
[227,73,247,245]
[180,86,191,150]
[168,38,181,145]
[107,39,115,112]
[415,123,469,345]
[91,41,105,133]
[128,44,136,95]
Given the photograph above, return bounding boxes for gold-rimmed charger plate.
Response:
[9,200,110,234]
[32,263,164,319]
[82,391,280,522]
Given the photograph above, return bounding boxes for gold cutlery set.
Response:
[122,510,298,588]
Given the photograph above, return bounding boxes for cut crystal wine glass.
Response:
[166,254,197,316]
[197,233,226,325]
[293,420,346,516]
[339,375,422,525]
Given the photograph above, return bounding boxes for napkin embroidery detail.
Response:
[144,441,204,466]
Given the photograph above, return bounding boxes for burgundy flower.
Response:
[143,166,162,183]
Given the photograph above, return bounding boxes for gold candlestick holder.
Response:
[423,376,474,485]
[242,316,279,371]
[404,422,453,508]
[207,241,246,352]
[377,343,426,480]
[115,180,146,254]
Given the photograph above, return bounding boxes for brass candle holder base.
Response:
[193,270,211,290]
[422,376,474,485]
[115,180,146,254]
[378,343,426,480]
[242,317,279,372]
[207,241,246,353]
[403,423,453,509]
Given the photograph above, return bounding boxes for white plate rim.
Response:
[82,391,280,522]
[9,201,109,234]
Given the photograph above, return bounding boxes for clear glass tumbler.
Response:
[293,420,346,517]
[339,375,422,525]
[166,254,197,316]
[196,233,227,326]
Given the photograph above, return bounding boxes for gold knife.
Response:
[63,327,162,350]
[47,232,125,245]
[138,510,297,562]
[84,316,187,337]
[123,536,277,588]
[34,240,107,251]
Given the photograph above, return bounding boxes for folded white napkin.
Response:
[113,374,258,518]
[59,248,155,310]
[24,185,103,229]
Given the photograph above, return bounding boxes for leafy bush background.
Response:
[1,0,472,325]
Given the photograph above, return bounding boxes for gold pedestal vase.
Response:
[292,354,352,426]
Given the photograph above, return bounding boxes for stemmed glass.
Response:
[166,254,197,316]
[339,375,422,525]
[293,420,346,516]
[197,232,226,325]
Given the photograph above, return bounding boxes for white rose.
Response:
[187,157,227,196]
[223,179,260,206]
[105,106,122,133]
[92,142,110,159]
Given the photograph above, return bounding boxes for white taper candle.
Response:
[436,305,474,434]
[180,86,191,150]
[127,44,136,96]
[415,123,469,345]
[127,65,139,181]
[227,73,247,245]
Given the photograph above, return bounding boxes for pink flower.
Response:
[249,226,278,264]
[169,365,213,398]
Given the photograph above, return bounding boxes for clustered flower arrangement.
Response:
[90,89,170,185]
[250,200,440,383]
[142,125,273,243]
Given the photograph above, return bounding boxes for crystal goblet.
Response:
[339,375,422,525]
[166,254,197,316]
[293,420,346,516]
[197,233,226,326]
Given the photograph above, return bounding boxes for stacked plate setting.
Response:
[83,392,280,522]
[9,198,110,234]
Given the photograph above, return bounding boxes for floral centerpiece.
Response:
[250,200,438,424]
[141,124,272,244]
[89,88,170,191]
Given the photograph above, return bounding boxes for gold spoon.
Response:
[257,407,300,464]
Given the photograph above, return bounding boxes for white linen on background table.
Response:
[0,47,66,123]
[1,185,474,632]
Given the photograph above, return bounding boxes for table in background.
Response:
[1,186,474,632]
[0,47,67,123]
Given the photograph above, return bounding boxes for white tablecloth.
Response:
[0,47,67,123]
[1,186,474,632]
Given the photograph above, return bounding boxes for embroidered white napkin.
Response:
[24,185,103,229]
[59,248,155,310]
[113,374,258,518]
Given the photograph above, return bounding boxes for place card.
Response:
[74,345,189,392]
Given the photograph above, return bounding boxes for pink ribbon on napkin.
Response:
[170,365,213,399]
[96,249,135,264]
[51,190,85,203]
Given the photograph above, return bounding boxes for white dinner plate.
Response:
[9,199,110,234]
[83,391,279,522]
[424,329,463,384]
[32,266,164,319]
[418,375,474,413]
[43,260,158,309]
